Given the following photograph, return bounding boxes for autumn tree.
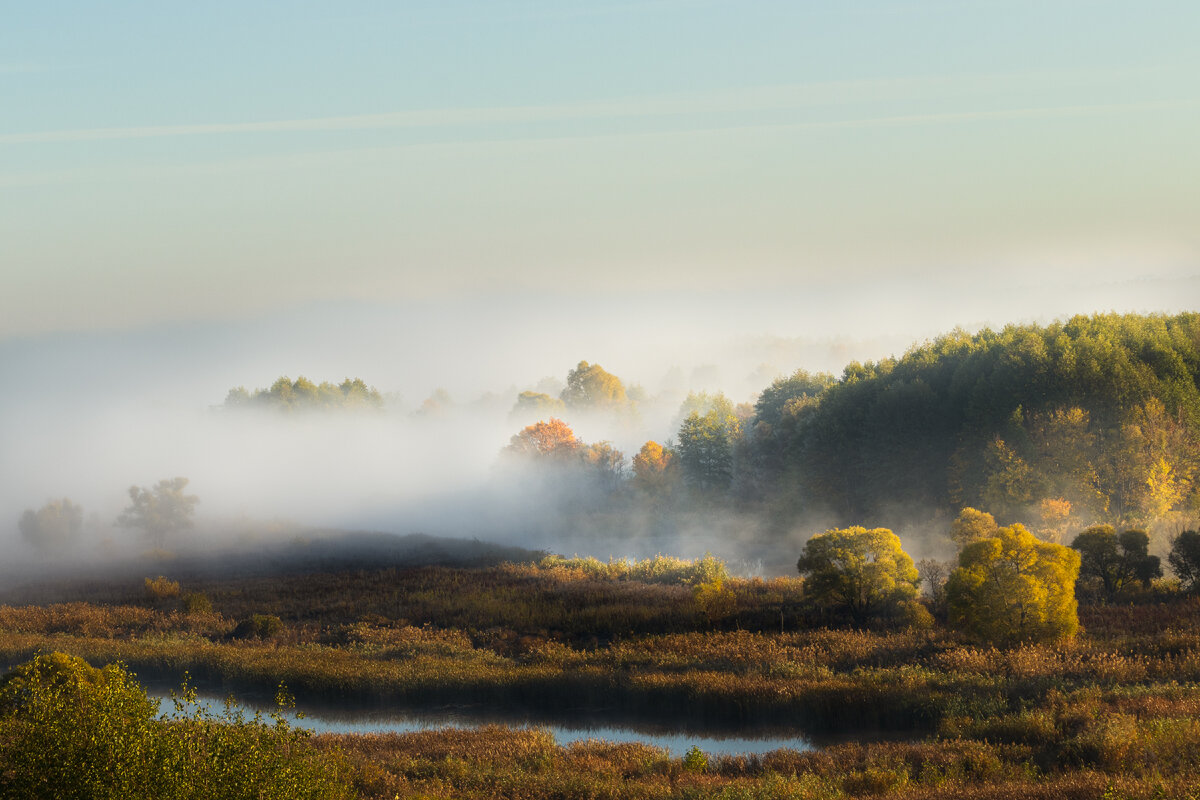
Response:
[416,388,454,417]
[693,578,736,627]
[225,386,251,406]
[950,507,999,548]
[117,477,199,550]
[505,418,581,459]
[18,498,83,553]
[503,419,626,511]
[796,527,924,626]
[975,400,1196,529]
[946,523,1081,645]
[1036,497,1074,544]
[264,376,298,408]
[511,391,565,417]
[560,361,627,409]
[1024,406,1106,517]
[632,440,679,496]
[337,377,382,409]
[748,313,1200,523]
[979,437,1038,521]
[1071,525,1162,601]
[582,441,626,490]
[1112,398,1197,523]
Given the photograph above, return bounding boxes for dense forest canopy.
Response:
[495,313,1198,547]
[744,312,1199,532]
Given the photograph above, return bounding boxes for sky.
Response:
[2,3,1199,559]
[2,0,1197,342]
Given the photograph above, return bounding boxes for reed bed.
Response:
[318,726,1200,799]
[7,563,1200,797]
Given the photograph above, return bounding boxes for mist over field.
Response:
[3,276,1196,580]
[0,293,856,566]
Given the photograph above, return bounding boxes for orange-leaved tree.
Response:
[505,418,581,459]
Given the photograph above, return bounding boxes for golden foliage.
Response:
[947,523,1081,645]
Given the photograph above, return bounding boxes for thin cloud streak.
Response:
[0,68,1180,146]
[1,98,1192,191]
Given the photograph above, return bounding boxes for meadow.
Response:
[4,549,1200,798]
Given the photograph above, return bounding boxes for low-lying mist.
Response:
[0,300,921,582]
[5,284,1192,584]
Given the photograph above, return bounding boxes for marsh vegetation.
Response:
[6,540,1200,798]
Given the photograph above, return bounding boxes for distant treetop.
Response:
[560,361,628,409]
[225,376,383,412]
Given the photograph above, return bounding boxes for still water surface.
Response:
[155,692,817,757]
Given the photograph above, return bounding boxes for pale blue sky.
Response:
[2,1,1198,337]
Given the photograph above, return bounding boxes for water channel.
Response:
[154,691,819,757]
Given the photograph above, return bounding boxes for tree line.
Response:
[751,312,1199,529]
[224,376,383,412]
[505,313,1199,538]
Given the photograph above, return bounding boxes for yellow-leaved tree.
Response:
[946,523,1081,646]
[796,527,928,627]
[631,440,679,496]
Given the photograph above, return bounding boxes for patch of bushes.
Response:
[180,592,212,615]
[144,575,181,600]
[231,614,284,640]
[0,652,355,800]
[538,552,730,585]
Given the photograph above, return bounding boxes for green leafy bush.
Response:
[0,653,355,800]
[682,745,709,772]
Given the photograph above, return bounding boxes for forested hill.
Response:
[750,312,1199,531]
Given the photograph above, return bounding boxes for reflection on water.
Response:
[154,692,817,757]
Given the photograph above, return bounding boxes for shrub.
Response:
[894,599,935,630]
[693,579,736,625]
[181,592,213,615]
[0,653,354,800]
[231,614,285,640]
[682,745,709,773]
[145,576,181,600]
[0,653,163,798]
[538,553,730,586]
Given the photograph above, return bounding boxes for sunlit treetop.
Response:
[560,361,627,409]
[505,418,581,459]
[225,376,383,412]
